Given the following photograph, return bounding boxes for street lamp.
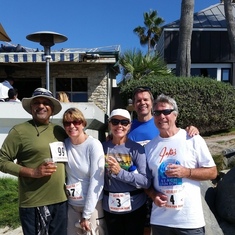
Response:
[26,31,67,90]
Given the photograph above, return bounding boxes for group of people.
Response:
[0,77,20,102]
[0,86,217,235]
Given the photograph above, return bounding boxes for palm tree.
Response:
[224,0,235,57]
[176,0,194,77]
[220,0,235,2]
[118,48,170,82]
[133,10,164,53]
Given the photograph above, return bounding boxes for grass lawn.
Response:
[0,178,20,229]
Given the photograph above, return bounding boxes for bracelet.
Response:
[188,168,192,178]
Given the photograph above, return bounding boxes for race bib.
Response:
[66,181,84,201]
[49,142,68,162]
[108,192,131,212]
[158,158,184,210]
[162,186,184,210]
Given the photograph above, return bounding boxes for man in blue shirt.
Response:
[128,87,197,145]
[128,87,159,145]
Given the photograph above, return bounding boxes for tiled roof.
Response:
[164,3,235,29]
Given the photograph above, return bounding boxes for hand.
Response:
[165,164,189,178]
[153,192,168,207]
[80,218,91,231]
[185,125,199,137]
[107,156,121,175]
[33,161,57,178]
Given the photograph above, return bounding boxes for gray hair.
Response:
[153,94,179,115]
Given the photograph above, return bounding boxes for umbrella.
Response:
[0,23,11,42]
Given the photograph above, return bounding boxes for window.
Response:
[56,78,88,102]
[221,68,230,83]
[191,68,217,79]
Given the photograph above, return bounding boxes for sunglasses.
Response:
[153,109,175,116]
[109,119,130,126]
[63,120,82,127]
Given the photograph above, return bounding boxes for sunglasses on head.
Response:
[153,109,175,116]
[33,91,53,97]
[109,119,130,126]
[63,120,82,127]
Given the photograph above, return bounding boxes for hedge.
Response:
[119,75,235,135]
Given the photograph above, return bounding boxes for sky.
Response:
[0,0,220,53]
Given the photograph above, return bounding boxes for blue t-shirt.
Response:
[128,117,159,145]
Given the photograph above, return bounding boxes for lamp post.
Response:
[26,31,67,90]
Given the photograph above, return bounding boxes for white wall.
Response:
[0,102,106,178]
[0,102,106,146]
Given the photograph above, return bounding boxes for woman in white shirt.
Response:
[63,107,106,235]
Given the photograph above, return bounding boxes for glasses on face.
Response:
[33,91,53,97]
[153,109,175,116]
[109,119,130,126]
[63,120,82,127]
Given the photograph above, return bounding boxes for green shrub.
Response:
[213,154,225,172]
[0,178,20,228]
[120,75,235,135]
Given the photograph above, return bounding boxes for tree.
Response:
[133,10,164,53]
[224,0,235,57]
[176,0,194,77]
[118,48,170,82]
[223,0,235,85]
[220,0,235,3]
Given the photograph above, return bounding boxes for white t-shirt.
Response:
[65,135,104,219]
[0,80,13,99]
[145,128,215,229]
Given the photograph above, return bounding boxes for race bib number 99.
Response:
[49,142,68,162]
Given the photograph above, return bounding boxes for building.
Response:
[0,44,120,111]
[156,3,234,85]
[0,44,120,145]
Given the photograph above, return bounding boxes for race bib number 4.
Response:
[162,186,184,210]
[108,192,131,212]
[49,142,68,162]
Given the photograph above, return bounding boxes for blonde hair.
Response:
[63,108,87,127]
[57,91,70,102]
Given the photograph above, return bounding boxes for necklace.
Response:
[33,121,50,136]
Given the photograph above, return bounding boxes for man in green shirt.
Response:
[0,88,68,235]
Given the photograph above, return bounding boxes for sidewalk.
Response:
[204,134,235,155]
[0,226,22,235]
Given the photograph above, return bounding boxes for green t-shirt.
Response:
[0,120,68,207]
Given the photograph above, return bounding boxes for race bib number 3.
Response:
[49,142,68,162]
[108,192,131,212]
